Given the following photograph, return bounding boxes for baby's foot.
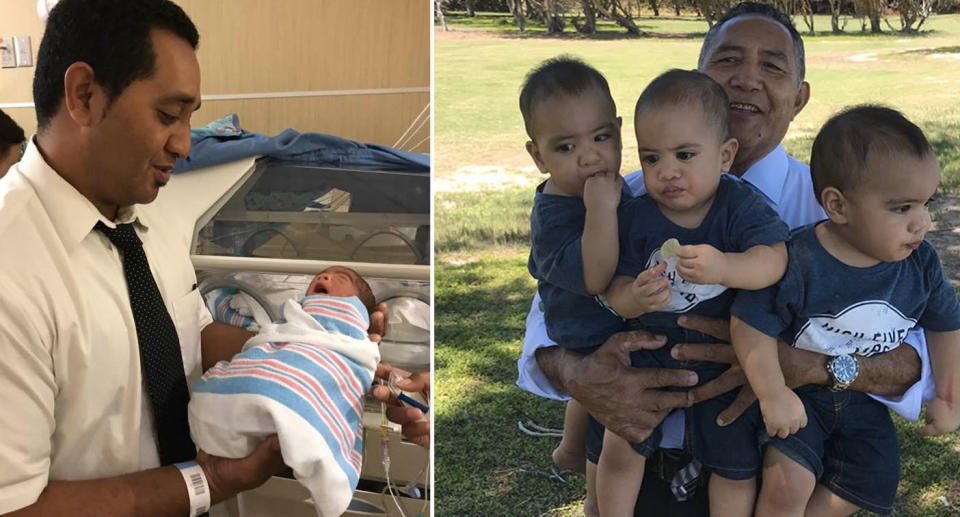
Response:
[552,443,586,473]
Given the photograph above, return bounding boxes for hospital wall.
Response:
[0,0,430,154]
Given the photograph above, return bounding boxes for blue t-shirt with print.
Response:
[732,223,960,356]
[528,182,629,349]
[617,176,789,334]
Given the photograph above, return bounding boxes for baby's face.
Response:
[525,90,622,197]
[839,151,939,263]
[306,266,360,298]
[636,104,737,219]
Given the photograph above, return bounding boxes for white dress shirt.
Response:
[0,141,213,513]
[516,145,930,448]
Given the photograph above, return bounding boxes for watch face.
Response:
[832,355,858,383]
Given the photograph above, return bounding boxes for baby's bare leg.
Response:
[755,446,816,517]
[596,430,646,517]
[804,484,859,517]
[554,400,588,473]
[708,474,756,517]
[584,460,599,517]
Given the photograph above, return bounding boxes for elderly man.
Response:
[517,3,926,515]
[0,1,395,516]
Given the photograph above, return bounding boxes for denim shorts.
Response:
[585,322,729,464]
[688,385,766,480]
[691,385,899,515]
[765,386,900,516]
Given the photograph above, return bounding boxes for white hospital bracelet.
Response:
[174,461,210,517]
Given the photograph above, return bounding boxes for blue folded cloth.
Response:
[174,113,429,173]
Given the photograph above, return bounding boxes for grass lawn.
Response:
[435,12,960,516]
[434,13,960,190]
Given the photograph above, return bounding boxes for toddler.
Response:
[716,105,960,517]
[188,265,380,517]
[598,69,789,517]
[522,56,628,516]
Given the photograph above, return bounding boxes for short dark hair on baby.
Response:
[634,69,731,141]
[344,267,376,315]
[810,105,933,202]
[519,56,616,140]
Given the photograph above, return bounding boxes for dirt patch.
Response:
[435,164,544,193]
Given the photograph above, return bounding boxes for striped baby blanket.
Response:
[188,295,379,517]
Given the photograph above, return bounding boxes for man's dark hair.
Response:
[0,109,25,148]
[634,69,731,141]
[33,0,199,130]
[519,56,616,140]
[810,105,934,202]
[698,2,806,83]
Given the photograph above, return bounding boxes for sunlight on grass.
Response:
[436,14,960,191]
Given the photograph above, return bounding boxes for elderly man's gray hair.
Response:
[697,2,806,84]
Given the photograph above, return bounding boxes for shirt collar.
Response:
[740,145,789,208]
[18,139,149,252]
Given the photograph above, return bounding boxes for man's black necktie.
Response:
[96,222,196,465]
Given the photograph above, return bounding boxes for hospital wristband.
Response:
[174,460,210,517]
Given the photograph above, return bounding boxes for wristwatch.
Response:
[827,354,859,391]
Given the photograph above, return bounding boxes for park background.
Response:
[433,1,960,515]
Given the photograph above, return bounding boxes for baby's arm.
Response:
[582,172,623,294]
[604,263,670,319]
[675,242,787,289]
[731,315,807,438]
[920,329,960,435]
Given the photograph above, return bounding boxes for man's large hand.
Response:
[674,314,829,426]
[196,435,287,504]
[371,363,430,448]
[543,330,697,443]
[368,302,388,343]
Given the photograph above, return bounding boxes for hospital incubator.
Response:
[153,156,430,517]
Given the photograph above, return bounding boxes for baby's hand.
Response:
[629,262,671,315]
[758,386,807,439]
[583,171,622,213]
[675,244,727,285]
[918,396,960,436]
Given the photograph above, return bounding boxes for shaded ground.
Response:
[924,196,960,286]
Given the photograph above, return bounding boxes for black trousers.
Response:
[633,450,709,517]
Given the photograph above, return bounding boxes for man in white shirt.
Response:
[517,3,925,515]
[0,1,381,515]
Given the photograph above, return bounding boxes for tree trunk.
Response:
[465,0,476,16]
[542,0,566,33]
[580,0,597,33]
[869,12,882,32]
[435,0,448,30]
[649,0,661,16]
[507,0,527,30]
[800,0,815,35]
[828,0,842,32]
[674,0,681,15]
[595,0,644,34]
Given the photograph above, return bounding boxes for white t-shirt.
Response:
[0,141,213,513]
[516,145,930,447]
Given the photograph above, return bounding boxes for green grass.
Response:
[435,13,960,185]
[435,13,960,516]
[436,233,960,516]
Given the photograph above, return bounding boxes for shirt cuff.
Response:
[516,294,571,401]
[867,327,931,421]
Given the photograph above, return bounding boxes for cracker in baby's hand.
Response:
[661,238,680,259]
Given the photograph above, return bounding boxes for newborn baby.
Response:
[188,266,381,517]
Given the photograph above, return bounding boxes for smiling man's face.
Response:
[85,29,200,214]
[699,15,809,173]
